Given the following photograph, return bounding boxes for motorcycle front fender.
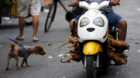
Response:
[83,41,103,55]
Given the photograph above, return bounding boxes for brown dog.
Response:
[6,42,46,71]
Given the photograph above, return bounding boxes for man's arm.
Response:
[69,0,79,6]
[112,0,120,5]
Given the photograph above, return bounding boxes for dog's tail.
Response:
[10,42,15,50]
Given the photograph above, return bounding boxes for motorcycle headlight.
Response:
[93,17,104,27]
[80,17,90,27]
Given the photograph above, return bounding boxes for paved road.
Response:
[0,0,140,78]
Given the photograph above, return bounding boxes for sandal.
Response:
[15,37,24,41]
[33,38,39,42]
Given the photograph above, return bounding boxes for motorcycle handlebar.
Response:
[78,1,119,10]
[79,1,110,10]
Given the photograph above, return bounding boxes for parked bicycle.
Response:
[44,0,70,32]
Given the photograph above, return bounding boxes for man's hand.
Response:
[69,0,79,7]
[112,0,120,5]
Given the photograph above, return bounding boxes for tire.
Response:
[44,1,57,33]
[25,15,32,25]
[86,55,97,78]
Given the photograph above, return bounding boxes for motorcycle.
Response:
[60,1,128,78]
[77,1,111,78]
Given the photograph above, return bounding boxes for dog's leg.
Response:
[25,58,30,67]
[15,56,19,70]
[6,56,11,71]
[21,58,26,67]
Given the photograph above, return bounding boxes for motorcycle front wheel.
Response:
[86,55,97,78]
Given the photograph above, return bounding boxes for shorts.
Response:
[74,11,122,27]
[106,11,122,27]
[18,0,41,17]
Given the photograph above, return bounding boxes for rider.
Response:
[69,0,127,41]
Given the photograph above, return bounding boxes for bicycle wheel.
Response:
[44,0,57,33]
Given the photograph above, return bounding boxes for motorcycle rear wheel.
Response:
[86,55,97,78]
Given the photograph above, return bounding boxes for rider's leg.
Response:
[69,16,80,36]
[106,11,127,41]
[70,19,77,31]
[70,19,78,36]
[118,19,127,41]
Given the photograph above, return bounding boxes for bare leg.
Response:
[17,17,25,39]
[118,19,127,41]
[69,19,78,36]
[15,57,19,70]
[6,56,11,71]
[69,19,76,32]
[32,16,39,41]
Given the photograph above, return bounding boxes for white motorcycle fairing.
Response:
[78,1,109,43]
